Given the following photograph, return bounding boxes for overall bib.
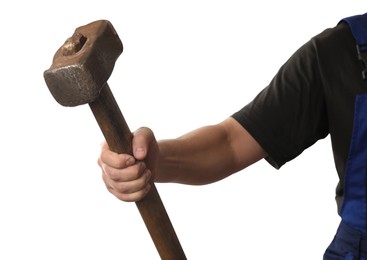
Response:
[324,13,367,260]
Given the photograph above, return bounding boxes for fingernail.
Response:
[126,157,135,166]
[144,183,151,195]
[145,170,151,183]
[135,147,145,155]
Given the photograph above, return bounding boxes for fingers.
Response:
[98,141,153,202]
[107,183,151,202]
[98,128,157,202]
[102,166,152,202]
[99,141,135,170]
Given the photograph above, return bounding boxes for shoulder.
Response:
[312,22,356,61]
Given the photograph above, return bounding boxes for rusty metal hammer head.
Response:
[44,20,123,107]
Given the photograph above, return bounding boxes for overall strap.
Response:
[340,13,367,82]
[339,13,367,234]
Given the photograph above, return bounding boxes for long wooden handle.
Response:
[89,83,186,260]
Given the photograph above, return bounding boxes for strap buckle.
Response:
[356,43,367,81]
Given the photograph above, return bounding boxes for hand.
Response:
[98,127,159,202]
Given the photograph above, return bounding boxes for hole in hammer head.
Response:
[62,33,87,56]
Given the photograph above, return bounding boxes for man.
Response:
[98,13,367,259]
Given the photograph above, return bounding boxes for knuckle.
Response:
[100,149,111,164]
[115,155,127,169]
[114,190,140,202]
[133,162,146,177]
[117,195,135,203]
[114,182,130,193]
[110,185,150,203]
[106,167,119,180]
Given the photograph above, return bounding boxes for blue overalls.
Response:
[323,13,367,260]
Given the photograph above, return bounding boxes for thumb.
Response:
[132,127,156,160]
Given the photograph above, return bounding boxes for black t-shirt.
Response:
[232,21,366,212]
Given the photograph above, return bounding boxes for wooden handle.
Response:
[89,83,186,260]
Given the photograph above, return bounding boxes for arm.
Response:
[156,117,267,185]
[98,117,267,201]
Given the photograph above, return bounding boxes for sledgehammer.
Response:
[44,20,186,260]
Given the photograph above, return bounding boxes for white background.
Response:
[0,1,364,259]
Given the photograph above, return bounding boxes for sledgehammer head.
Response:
[44,20,123,107]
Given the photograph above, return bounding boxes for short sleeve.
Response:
[232,39,329,169]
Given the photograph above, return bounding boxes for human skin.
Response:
[98,117,267,202]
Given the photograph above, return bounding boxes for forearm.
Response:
[155,122,244,185]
